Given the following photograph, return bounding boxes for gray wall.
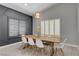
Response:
[77,4,79,46]
[33,3,78,45]
[0,5,32,46]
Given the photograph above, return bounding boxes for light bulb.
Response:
[24,3,28,6]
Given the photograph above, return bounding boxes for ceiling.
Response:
[0,3,55,16]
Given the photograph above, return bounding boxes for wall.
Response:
[0,5,33,46]
[33,3,77,45]
[77,4,79,46]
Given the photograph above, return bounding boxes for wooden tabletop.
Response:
[25,35,60,43]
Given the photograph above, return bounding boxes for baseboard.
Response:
[0,41,22,49]
[62,43,79,50]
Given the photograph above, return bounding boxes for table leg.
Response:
[50,42,54,56]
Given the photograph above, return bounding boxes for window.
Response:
[19,20,26,35]
[41,19,60,36]
[9,18,26,37]
[9,19,19,36]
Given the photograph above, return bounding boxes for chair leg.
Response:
[60,48,64,56]
[32,45,36,49]
[28,45,32,49]
[54,48,57,56]
[35,47,40,55]
[36,48,45,56]
[41,48,45,56]
[22,44,27,49]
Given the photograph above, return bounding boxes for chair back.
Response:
[58,38,68,48]
[36,39,44,48]
[21,36,28,43]
[28,37,35,45]
[62,38,68,43]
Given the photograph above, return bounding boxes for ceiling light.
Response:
[35,12,40,19]
[24,3,28,6]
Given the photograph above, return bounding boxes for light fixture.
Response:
[24,3,28,6]
[35,12,40,19]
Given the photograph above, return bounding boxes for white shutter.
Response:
[41,20,45,35]
[49,20,54,35]
[44,20,49,35]
[55,19,60,36]
[41,19,60,37]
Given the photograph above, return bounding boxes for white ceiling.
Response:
[0,3,55,16]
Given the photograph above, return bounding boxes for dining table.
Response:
[25,35,60,56]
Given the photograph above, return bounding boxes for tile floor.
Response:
[0,42,79,56]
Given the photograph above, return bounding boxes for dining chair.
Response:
[28,37,35,48]
[35,39,46,55]
[54,38,68,56]
[21,35,28,49]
